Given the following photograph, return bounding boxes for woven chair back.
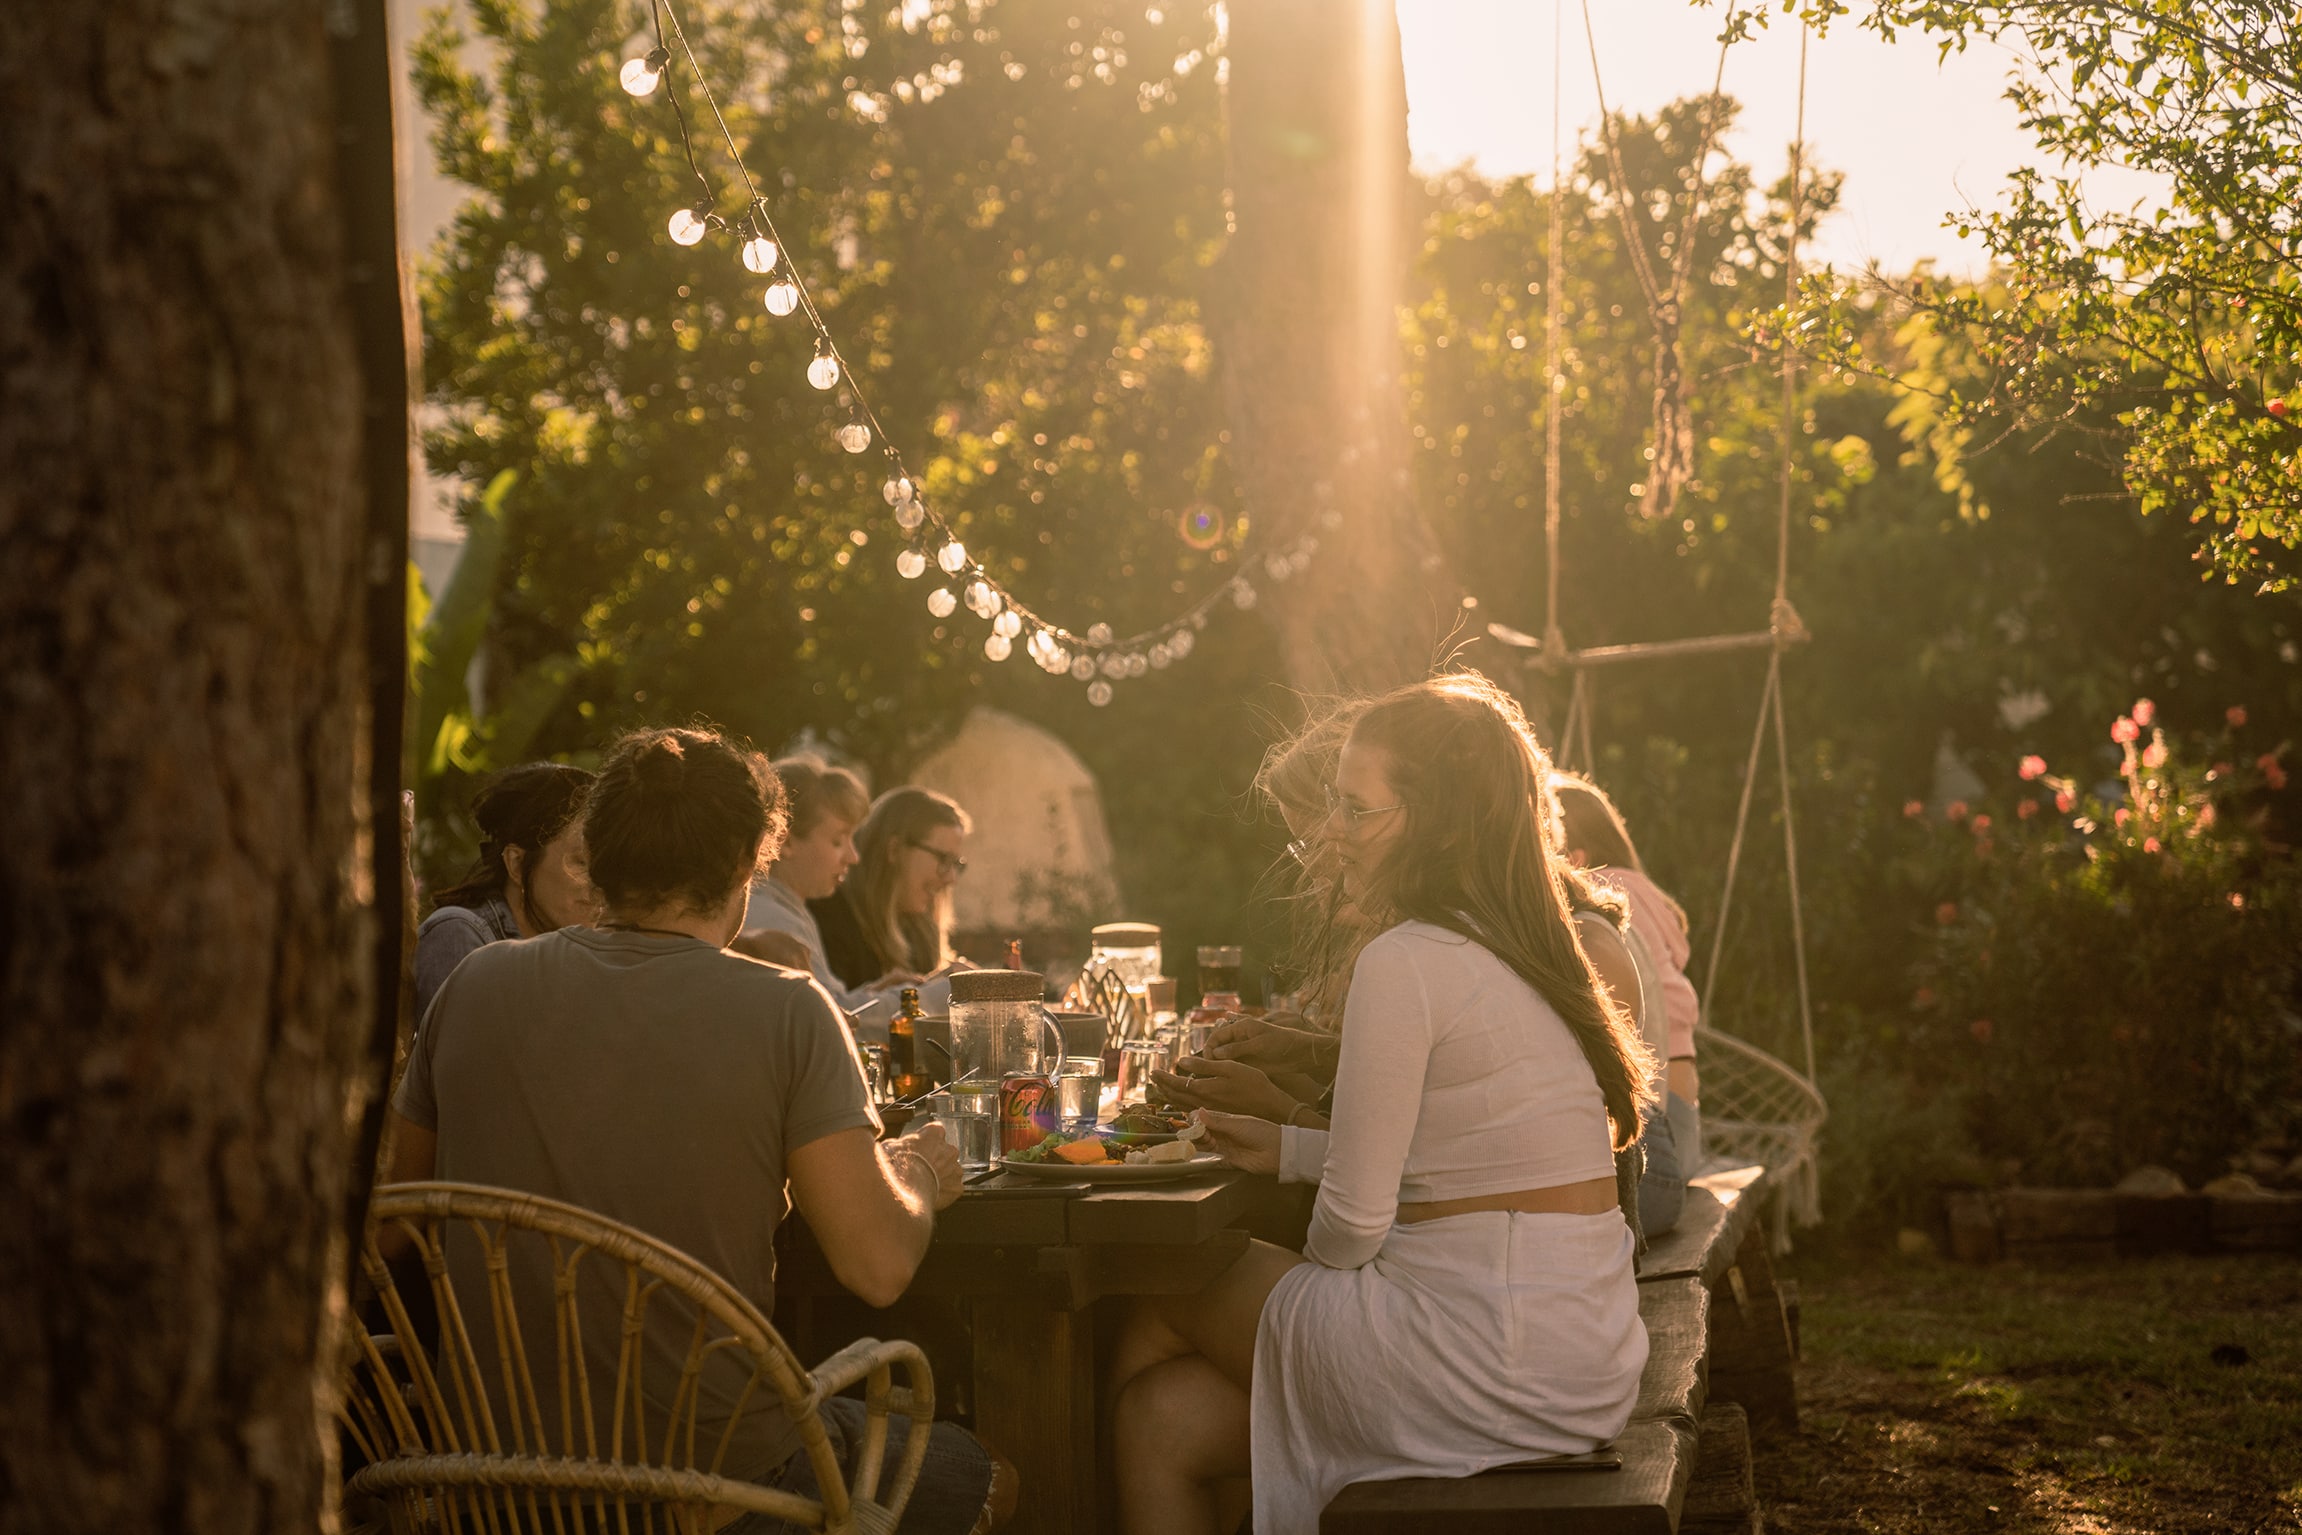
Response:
[340,1182,931,1535]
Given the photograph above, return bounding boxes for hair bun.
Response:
[635,733,689,787]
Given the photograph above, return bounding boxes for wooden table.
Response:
[778,1168,1311,1535]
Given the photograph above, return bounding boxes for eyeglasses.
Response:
[907,840,967,878]
[1322,781,1406,828]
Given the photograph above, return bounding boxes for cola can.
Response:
[999,1072,1057,1153]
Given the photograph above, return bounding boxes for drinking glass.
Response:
[946,1081,1001,1171]
[1055,1056,1104,1132]
[1115,1038,1174,1105]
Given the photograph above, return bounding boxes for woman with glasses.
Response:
[814,785,974,993]
[1109,673,1654,1535]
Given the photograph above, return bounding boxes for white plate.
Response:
[996,1153,1225,1184]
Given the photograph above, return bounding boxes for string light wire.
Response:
[637,0,1319,701]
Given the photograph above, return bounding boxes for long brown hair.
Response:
[1254,698,1369,1026]
[1344,673,1656,1148]
[843,786,970,974]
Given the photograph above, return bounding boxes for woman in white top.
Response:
[1108,673,1656,1535]
[735,755,877,1004]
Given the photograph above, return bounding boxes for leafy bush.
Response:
[1886,699,2302,1190]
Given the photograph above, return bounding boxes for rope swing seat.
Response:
[1490,4,1826,1247]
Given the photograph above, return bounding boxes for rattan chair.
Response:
[339,1182,934,1535]
[1690,1025,1828,1250]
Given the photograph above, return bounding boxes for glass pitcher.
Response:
[948,969,1063,1087]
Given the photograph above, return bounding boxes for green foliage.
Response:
[1894,702,2302,1187]
[1731,1,2302,588]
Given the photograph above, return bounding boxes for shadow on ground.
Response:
[1758,1249,2302,1533]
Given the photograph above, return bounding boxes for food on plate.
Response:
[1053,1138,1112,1166]
[1107,1105,1191,1143]
[1125,1138,1199,1166]
[1176,1119,1208,1144]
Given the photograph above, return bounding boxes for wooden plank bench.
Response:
[1320,1165,1792,1533]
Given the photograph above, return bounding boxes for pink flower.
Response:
[1935,901,1960,926]
[1969,1018,1995,1045]
[2143,836,2162,853]
[1946,800,1971,822]
[2055,788,2078,814]
[2261,753,2290,791]
[2196,804,2217,830]
[1913,986,1937,1009]
[2132,698,2156,728]
[2114,807,2131,827]
[2112,717,2142,744]
[1903,799,1925,819]
[2227,706,2248,728]
[2142,740,2168,769]
[2230,891,2247,909]
[2018,798,2040,820]
[2018,755,2048,781]
[1971,814,1994,834]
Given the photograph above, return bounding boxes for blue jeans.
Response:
[731,1395,992,1535]
[1637,1106,1687,1238]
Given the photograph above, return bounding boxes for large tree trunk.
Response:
[1219,0,1450,694]
[0,4,397,1531]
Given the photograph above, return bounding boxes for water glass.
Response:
[946,1081,1001,1171]
[1115,1038,1173,1105]
[1055,1056,1104,1132]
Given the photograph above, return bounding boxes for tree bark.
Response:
[1218,0,1451,695]
[0,5,385,1532]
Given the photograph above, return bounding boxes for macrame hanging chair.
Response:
[1497,6,1826,1247]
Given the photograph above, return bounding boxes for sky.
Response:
[1393,0,2166,276]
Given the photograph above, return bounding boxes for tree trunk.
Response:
[1218,0,1450,694]
[0,4,389,1531]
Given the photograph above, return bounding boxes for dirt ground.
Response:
[1753,1248,2302,1534]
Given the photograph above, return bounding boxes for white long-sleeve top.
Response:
[1284,920,1619,1270]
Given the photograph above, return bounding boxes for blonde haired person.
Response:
[1551,771,1703,1179]
[1111,673,1655,1535]
[734,755,884,1008]
[814,785,972,992]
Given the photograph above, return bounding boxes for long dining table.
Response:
[776,1165,1313,1535]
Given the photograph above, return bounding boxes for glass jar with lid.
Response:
[1086,922,1163,989]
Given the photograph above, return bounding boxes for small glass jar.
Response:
[1087,922,1164,989]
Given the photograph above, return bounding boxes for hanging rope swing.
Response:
[1494,9,1825,1244]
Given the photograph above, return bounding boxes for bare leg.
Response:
[1114,1354,1252,1535]
[1108,1237,1306,1406]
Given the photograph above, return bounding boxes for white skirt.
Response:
[1249,1209,1647,1535]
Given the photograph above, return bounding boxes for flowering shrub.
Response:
[1898,700,2302,1188]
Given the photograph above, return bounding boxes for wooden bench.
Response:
[1320,1166,1793,1534]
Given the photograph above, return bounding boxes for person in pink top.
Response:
[1551,774,1702,1171]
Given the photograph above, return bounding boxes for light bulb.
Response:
[837,420,871,453]
[668,203,710,246]
[1168,628,1195,659]
[1232,579,1258,610]
[937,540,967,574]
[1087,622,1113,645]
[1070,655,1097,682]
[620,49,668,96]
[895,500,925,531]
[765,280,801,316]
[1088,680,1115,707]
[882,475,914,507]
[1100,651,1127,678]
[1149,643,1172,669]
[1041,645,1071,674]
[807,346,841,391]
[896,549,927,580]
[984,632,1013,662]
[965,580,996,617]
[928,587,957,618]
[1125,652,1148,677]
[741,235,779,274]
[994,610,1023,639]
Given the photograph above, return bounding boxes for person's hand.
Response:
[1203,1012,1339,1084]
[893,1123,964,1210]
[1193,1110,1281,1175]
[1150,1056,1303,1122]
[732,930,816,971]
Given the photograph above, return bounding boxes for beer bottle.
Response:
[888,986,931,1100]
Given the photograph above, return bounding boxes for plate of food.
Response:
[1103,1104,1194,1146]
[999,1122,1224,1182]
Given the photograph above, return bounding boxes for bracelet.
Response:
[886,1144,939,1197]
[1286,1103,1321,1130]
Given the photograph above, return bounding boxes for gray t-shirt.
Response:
[394,925,879,1476]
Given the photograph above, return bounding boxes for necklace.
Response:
[601,921,702,942]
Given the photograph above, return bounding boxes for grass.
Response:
[1756,1244,2302,1533]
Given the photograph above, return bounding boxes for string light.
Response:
[620,48,669,97]
[807,340,840,391]
[629,0,1328,703]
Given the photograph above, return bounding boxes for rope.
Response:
[1543,0,1566,655]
